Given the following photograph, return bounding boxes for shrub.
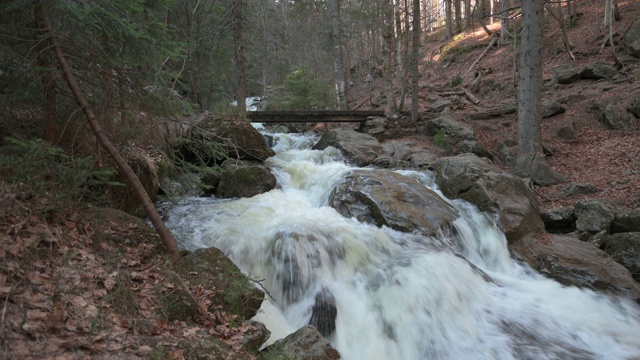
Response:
[0,136,120,204]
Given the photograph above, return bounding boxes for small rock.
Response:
[600,104,638,130]
[559,182,599,198]
[552,64,581,84]
[580,61,616,80]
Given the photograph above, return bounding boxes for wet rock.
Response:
[575,199,615,233]
[622,15,640,57]
[540,207,575,233]
[433,154,545,244]
[259,325,341,360]
[312,129,383,167]
[330,169,459,236]
[408,151,438,169]
[512,234,640,302]
[600,104,638,130]
[308,288,337,338]
[580,61,616,80]
[552,64,581,84]
[601,232,640,283]
[175,248,264,321]
[242,321,271,353]
[558,182,599,198]
[215,160,277,199]
[612,209,640,233]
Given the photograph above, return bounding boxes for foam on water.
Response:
[164,131,640,360]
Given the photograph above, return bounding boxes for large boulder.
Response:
[602,232,640,283]
[600,104,638,130]
[622,16,640,57]
[330,169,459,237]
[580,61,616,80]
[575,199,616,234]
[552,64,581,84]
[312,129,383,167]
[540,207,575,233]
[259,326,341,360]
[512,235,640,302]
[175,247,264,321]
[628,95,640,118]
[612,209,640,233]
[211,160,277,199]
[433,154,545,243]
[423,112,491,158]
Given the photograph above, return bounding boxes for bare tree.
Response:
[513,0,564,186]
[330,0,347,110]
[234,0,246,115]
[411,0,421,123]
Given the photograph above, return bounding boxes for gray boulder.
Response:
[600,104,638,130]
[330,169,459,236]
[602,232,640,283]
[580,61,616,80]
[214,160,277,199]
[612,209,640,233]
[575,199,616,233]
[425,112,475,141]
[175,247,264,321]
[424,113,491,158]
[260,325,341,360]
[512,234,640,302]
[433,154,545,243]
[542,100,566,119]
[540,207,575,233]
[622,16,640,57]
[313,129,383,167]
[558,182,599,198]
[427,98,454,112]
[552,64,581,84]
[409,151,438,169]
[629,95,640,118]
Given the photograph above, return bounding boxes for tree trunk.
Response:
[514,0,564,186]
[330,0,347,110]
[383,0,398,113]
[411,0,421,123]
[454,0,462,33]
[465,0,472,29]
[499,0,510,45]
[445,0,453,40]
[39,3,181,264]
[234,0,246,115]
[34,5,58,145]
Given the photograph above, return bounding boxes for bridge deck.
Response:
[247,110,385,123]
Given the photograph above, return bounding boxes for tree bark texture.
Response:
[34,5,58,145]
[39,3,181,264]
[515,0,544,177]
[330,0,347,110]
[234,0,246,115]
[383,0,398,113]
[411,0,421,123]
[445,0,453,40]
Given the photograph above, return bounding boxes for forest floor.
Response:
[2,2,640,360]
[349,0,640,210]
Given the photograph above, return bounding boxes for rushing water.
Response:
[164,130,640,360]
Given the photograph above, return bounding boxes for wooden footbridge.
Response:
[247,110,385,123]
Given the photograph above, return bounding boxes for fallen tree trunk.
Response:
[466,104,517,120]
[465,35,498,76]
[39,3,181,264]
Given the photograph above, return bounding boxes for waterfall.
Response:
[164,130,640,360]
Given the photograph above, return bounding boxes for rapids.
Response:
[163,130,640,360]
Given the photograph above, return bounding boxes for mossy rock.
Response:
[175,248,264,321]
[158,269,200,322]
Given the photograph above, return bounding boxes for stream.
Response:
[163,129,640,360]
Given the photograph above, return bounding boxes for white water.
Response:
[164,131,640,360]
